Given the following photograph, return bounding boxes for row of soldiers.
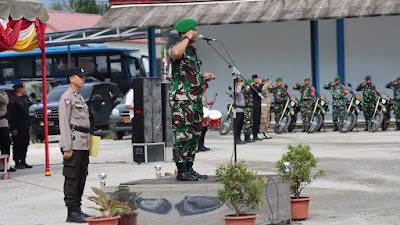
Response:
[236,75,400,136]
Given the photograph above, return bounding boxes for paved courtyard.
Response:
[0,129,400,225]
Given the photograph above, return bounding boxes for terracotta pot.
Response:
[223,214,258,225]
[290,197,311,221]
[118,212,138,225]
[85,215,121,225]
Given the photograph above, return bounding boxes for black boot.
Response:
[8,167,17,172]
[22,159,33,169]
[302,126,307,132]
[66,203,86,223]
[186,162,207,180]
[15,160,24,170]
[263,132,273,139]
[77,202,92,218]
[333,125,338,132]
[253,136,263,141]
[176,163,198,181]
[244,134,255,143]
[396,123,400,130]
[364,121,369,131]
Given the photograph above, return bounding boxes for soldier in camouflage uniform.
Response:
[356,76,379,131]
[268,77,289,124]
[294,77,316,132]
[169,19,214,181]
[242,78,255,143]
[323,76,348,131]
[385,75,400,130]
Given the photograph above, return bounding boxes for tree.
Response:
[74,0,110,15]
[49,2,65,11]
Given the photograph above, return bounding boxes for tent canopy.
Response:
[95,0,400,29]
[0,0,49,22]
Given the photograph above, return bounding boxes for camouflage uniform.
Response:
[324,83,347,125]
[385,82,400,124]
[169,41,203,164]
[294,84,316,126]
[269,86,289,123]
[356,83,379,123]
[242,84,253,136]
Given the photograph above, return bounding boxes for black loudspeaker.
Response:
[161,82,173,147]
[133,145,145,163]
[131,77,163,143]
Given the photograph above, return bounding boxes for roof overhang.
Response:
[0,0,49,22]
[94,0,400,29]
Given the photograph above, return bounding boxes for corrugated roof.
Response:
[46,9,102,33]
[95,0,400,29]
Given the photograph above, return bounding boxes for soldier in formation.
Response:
[356,76,379,131]
[324,76,347,131]
[242,78,255,143]
[294,77,316,132]
[385,76,400,130]
[268,77,289,124]
[260,77,272,139]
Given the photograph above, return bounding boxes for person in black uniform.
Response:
[8,83,32,170]
[0,90,16,172]
[251,74,263,141]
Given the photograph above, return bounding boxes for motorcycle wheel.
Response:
[219,114,233,135]
[307,114,323,133]
[287,116,297,132]
[339,113,357,133]
[382,118,388,131]
[368,111,384,132]
[274,114,291,134]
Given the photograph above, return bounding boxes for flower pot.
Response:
[290,197,311,220]
[223,214,258,225]
[85,215,121,225]
[118,212,138,225]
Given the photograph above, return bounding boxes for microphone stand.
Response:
[205,40,263,163]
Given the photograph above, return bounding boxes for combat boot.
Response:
[77,202,92,218]
[396,123,400,130]
[244,135,255,143]
[333,125,338,132]
[302,126,307,132]
[66,203,86,223]
[21,159,33,169]
[186,162,207,180]
[176,163,198,181]
[364,122,369,131]
[15,160,24,170]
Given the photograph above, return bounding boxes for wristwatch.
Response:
[182,35,190,41]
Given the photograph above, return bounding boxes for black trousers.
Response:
[198,126,208,149]
[63,150,89,206]
[234,112,245,139]
[0,127,11,155]
[11,128,29,162]
[252,104,261,136]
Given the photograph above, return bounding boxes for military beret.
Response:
[13,82,25,90]
[334,76,340,81]
[304,77,311,81]
[252,74,260,79]
[365,75,372,80]
[246,78,253,83]
[276,77,282,82]
[174,18,197,33]
[65,68,86,79]
[234,78,243,83]
[396,75,400,80]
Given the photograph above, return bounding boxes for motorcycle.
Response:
[368,92,393,132]
[307,95,330,133]
[339,83,364,133]
[274,95,300,134]
[219,88,234,135]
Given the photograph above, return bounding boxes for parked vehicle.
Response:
[368,93,392,132]
[219,89,234,135]
[307,95,329,133]
[29,82,123,142]
[108,93,132,140]
[274,95,300,134]
[339,83,364,133]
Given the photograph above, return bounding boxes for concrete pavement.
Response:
[0,129,400,225]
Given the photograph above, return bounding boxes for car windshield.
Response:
[47,86,91,102]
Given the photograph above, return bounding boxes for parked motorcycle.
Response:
[274,95,300,134]
[307,95,329,133]
[339,83,364,133]
[368,92,393,132]
[219,88,234,135]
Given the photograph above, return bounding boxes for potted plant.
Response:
[215,161,267,225]
[276,143,325,221]
[85,187,131,225]
[112,187,141,225]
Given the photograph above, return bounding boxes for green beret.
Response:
[334,76,340,81]
[396,76,400,80]
[276,77,282,82]
[365,75,372,80]
[246,78,253,83]
[304,77,311,81]
[174,18,197,33]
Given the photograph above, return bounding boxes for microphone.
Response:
[198,34,216,42]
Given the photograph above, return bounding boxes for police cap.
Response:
[13,82,25,90]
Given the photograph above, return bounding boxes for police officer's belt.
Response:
[0,113,7,120]
[70,125,90,133]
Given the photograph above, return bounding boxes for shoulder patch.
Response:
[64,99,71,107]
[9,100,14,103]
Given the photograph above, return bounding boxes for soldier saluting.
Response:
[385,76,400,130]
[323,76,347,131]
[59,68,91,223]
[356,76,379,131]
[169,19,214,182]
[269,77,289,125]
[294,77,316,132]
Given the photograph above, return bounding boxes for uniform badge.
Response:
[64,99,71,107]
